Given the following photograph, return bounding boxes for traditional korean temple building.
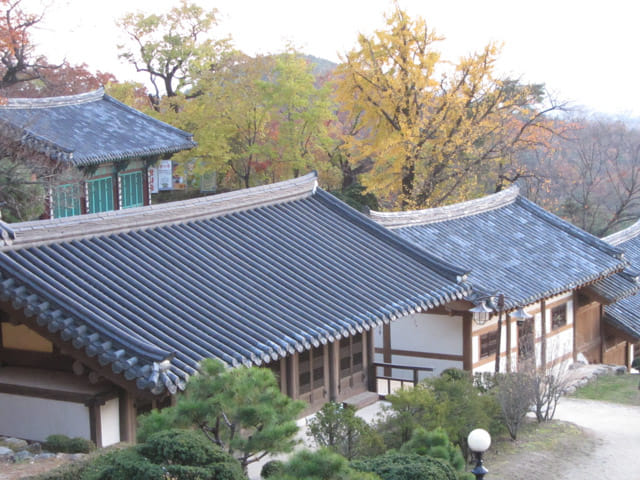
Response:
[601,222,640,359]
[0,88,195,219]
[369,186,638,376]
[0,173,470,447]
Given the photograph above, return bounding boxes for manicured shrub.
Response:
[272,449,378,480]
[351,451,457,480]
[43,434,95,454]
[138,429,226,466]
[400,428,469,478]
[261,460,284,478]
[81,447,163,480]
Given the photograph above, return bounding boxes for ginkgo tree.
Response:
[335,3,560,209]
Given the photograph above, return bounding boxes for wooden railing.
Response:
[373,361,434,397]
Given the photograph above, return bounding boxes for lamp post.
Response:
[469,294,533,373]
[467,428,491,480]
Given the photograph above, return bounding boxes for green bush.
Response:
[81,447,163,480]
[272,449,378,480]
[351,452,456,480]
[307,401,384,460]
[400,428,472,479]
[261,460,284,478]
[426,369,503,456]
[44,434,95,454]
[632,357,640,370]
[139,429,227,466]
[376,383,444,449]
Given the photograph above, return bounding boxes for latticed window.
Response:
[339,333,363,378]
[52,184,81,218]
[120,171,144,209]
[551,304,567,330]
[87,177,114,213]
[299,346,325,394]
[480,330,499,359]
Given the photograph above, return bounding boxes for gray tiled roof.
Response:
[370,186,627,310]
[603,222,640,339]
[0,173,470,394]
[0,88,196,166]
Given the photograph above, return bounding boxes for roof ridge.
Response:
[369,186,519,228]
[1,172,319,250]
[515,196,625,259]
[315,189,471,284]
[0,88,104,109]
[603,220,640,246]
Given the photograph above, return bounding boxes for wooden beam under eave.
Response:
[0,300,161,402]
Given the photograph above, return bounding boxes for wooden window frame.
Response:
[299,346,324,394]
[480,330,499,359]
[339,333,363,379]
[120,171,144,209]
[87,177,114,213]
[551,304,567,331]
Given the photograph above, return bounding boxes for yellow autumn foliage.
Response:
[335,4,552,209]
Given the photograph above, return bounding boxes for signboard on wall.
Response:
[158,160,173,191]
[148,167,159,194]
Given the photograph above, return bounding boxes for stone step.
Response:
[342,391,380,410]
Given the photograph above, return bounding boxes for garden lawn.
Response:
[570,373,640,405]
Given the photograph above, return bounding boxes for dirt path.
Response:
[553,397,640,479]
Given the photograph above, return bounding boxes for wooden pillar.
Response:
[600,304,606,363]
[143,164,151,206]
[462,312,473,371]
[506,316,512,372]
[286,355,298,399]
[113,169,121,211]
[572,292,578,362]
[328,341,339,401]
[119,390,137,444]
[365,330,376,392]
[540,300,547,369]
[279,358,287,395]
[383,323,392,377]
[88,402,103,448]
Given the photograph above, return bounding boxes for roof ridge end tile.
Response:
[369,185,519,228]
[603,220,640,246]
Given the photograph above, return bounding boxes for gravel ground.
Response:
[553,397,640,479]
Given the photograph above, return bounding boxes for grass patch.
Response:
[571,373,640,405]
[484,419,593,480]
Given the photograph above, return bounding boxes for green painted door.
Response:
[87,177,114,213]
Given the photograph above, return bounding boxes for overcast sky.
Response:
[31,0,640,117]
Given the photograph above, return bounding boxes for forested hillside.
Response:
[1,0,637,235]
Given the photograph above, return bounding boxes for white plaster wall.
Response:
[546,327,573,364]
[373,313,463,378]
[389,313,463,354]
[100,397,120,447]
[385,354,463,380]
[0,394,90,441]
